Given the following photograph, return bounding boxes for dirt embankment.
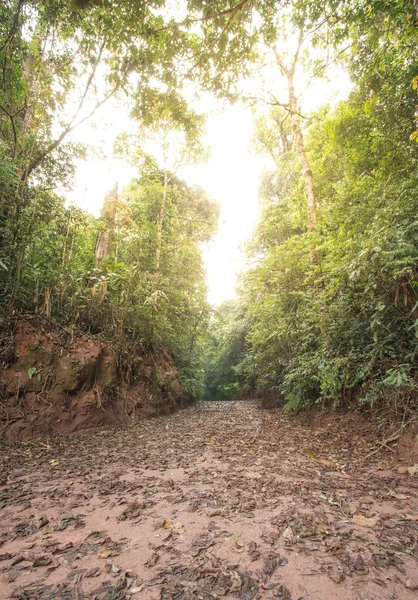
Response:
[0,319,192,442]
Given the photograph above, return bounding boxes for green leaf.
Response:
[28,367,37,379]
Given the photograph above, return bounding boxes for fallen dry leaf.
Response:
[315,522,328,533]
[282,526,293,541]
[317,459,334,468]
[97,546,114,559]
[353,514,379,527]
[402,514,418,521]
[32,516,49,529]
[130,586,143,594]
[162,520,183,530]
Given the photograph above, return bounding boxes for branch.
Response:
[189,0,252,73]
[68,38,106,129]
[243,93,308,122]
[254,135,279,163]
[301,15,329,43]
[0,0,25,53]
[358,419,416,462]
[0,103,17,157]
[21,36,120,182]
[297,42,353,102]
[291,27,304,73]
[22,85,118,181]
[242,94,290,109]
[192,0,252,23]
[272,45,287,76]
[165,213,212,226]
[148,0,252,35]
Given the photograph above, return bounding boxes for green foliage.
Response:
[203,300,251,400]
[2,0,418,409]
[0,160,218,395]
[0,0,221,396]
[203,0,418,411]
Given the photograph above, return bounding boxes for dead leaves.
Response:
[118,501,142,521]
[162,519,183,530]
[157,562,261,600]
[190,534,215,557]
[398,464,418,476]
[353,514,380,528]
[145,552,160,568]
[97,538,123,559]
[32,555,52,568]
[1,400,418,600]
[97,545,114,559]
[31,516,49,530]
[0,553,14,561]
[282,526,294,542]
[327,563,345,583]
[247,541,260,562]
[402,513,418,521]
[56,515,85,531]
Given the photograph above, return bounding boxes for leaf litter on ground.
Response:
[1,400,418,599]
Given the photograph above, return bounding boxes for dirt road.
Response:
[1,401,417,599]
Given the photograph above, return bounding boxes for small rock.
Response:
[7,569,19,583]
[130,587,143,595]
[32,516,49,529]
[404,578,418,590]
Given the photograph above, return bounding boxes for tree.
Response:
[189,0,348,266]
[223,0,418,409]
[203,300,251,400]
[198,0,418,410]
[0,0,206,305]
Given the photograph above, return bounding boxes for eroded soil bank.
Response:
[1,400,418,600]
[0,318,189,442]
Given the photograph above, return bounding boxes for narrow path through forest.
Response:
[1,401,418,600]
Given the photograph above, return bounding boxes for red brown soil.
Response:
[1,400,418,600]
[0,319,188,442]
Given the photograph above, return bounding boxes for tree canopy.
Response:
[201,0,418,410]
[1,0,417,409]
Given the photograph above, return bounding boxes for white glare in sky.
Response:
[66,62,352,306]
[67,99,265,306]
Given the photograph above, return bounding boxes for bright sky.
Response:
[180,104,265,304]
[66,62,351,305]
[67,99,265,305]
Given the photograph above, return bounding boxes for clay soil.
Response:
[1,400,418,600]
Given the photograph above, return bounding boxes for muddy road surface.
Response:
[1,401,417,599]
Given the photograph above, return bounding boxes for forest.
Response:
[1,0,418,410]
[2,3,418,599]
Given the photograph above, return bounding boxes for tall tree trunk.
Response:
[286,69,320,266]
[95,182,118,268]
[155,150,168,274]
[273,36,320,267]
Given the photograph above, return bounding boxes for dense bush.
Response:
[204,1,418,409]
